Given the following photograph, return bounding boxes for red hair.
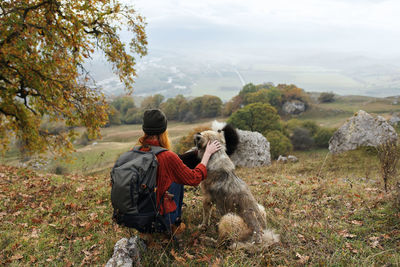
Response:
[138,130,171,150]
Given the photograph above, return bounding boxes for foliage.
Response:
[174,126,211,154]
[106,106,122,126]
[222,95,242,117]
[319,92,336,103]
[227,103,282,133]
[160,95,189,121]
[277,84,309,105]
[238,83,257,105]
[0,0,147,155]
[377,141,400,192]
[141,94,165,110]
[301,120,320,136]
[265,130,292,159]
[123,108,143,124]
[314,128,335,148]
[290,127,314,150]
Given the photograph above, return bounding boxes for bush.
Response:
[227,103,282,133]
[301,120,320,136]
[314,128,335,148]
[174,126,211,154]
[290,127,314,150]
[52,164,68,175]
[265,130,292,159]
[318,92,335,103]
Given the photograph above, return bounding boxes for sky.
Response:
[131,0,400,59]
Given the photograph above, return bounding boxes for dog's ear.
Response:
[222,124,239,156]
[178,150,201,169]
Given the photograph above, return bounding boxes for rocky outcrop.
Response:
[230,129,271,167]
[277,155,298,163]
[329,110,398,154]
[282,100,306,115]
[389,113,400,126]
[106,236,145,267]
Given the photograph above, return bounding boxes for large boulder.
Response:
[230,129,271,167]
[282,100,306,115]
[389,113,400,126]
[329,110,398,154]
[106,236,145,267]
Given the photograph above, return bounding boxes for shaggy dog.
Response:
[185,122,279,249]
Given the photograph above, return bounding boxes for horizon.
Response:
[87,0,400,100]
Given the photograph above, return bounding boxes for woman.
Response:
[138,109,221,232]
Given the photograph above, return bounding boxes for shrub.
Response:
[377,142,400,192]
[265,130,292,159]
[227,103,282,133]
[52,164,68,175]
[174,126,211,154]
[290,127,314,150]
[314,128,335,148]
[318,92,335,103]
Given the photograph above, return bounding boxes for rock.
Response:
[389,113,400,126]
[277,155,288,163]
[329,110,398,154]
[282,100,306,115]
[230,129,271,167]
[105,236,146,267]
[288,155,298,163]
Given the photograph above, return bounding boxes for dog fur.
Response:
[194,126,279,249]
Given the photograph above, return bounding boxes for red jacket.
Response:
[139,139,207,214]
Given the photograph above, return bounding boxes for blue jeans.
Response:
[163,183,184,228]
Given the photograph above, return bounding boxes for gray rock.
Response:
[230,129,271,167]
[389,113,400,126]
[288,155,298,163]
[329,110,398,154]
[282,100,306,115]
[105,236,146,267]
[277,155,288,163]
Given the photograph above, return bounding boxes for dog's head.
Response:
[194,130,225,152]
[194,122,239,155]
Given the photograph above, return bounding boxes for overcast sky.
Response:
[131,0,400,59]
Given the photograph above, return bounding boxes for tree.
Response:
[0,0,147,155]
[318,92,335,103]
[201,95,222,118]
[227,103,282,133]
[141,94,165,110]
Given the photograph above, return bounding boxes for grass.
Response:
[1,148,399,266]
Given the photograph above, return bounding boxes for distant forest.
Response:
[106,83,310,126]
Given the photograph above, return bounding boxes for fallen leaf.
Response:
[338,230,356,239]
[184,252,194,260]
[10,254,23,261]
[170,249,186,264]
[296,252,310,264]
[351,220,363,226]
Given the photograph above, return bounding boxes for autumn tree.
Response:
[0,0,147,155]
[227,103,282,133]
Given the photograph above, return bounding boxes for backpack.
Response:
[110,145,168,233]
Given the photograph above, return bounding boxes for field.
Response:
[1,96,400,266]
[1,148,399,266]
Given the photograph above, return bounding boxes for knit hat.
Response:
[142,109,168,135]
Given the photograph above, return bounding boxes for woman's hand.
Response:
[201,140,222,166]
[205,140,222,156]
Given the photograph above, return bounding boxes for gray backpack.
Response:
[110,146,168,233]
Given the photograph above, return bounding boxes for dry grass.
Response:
[1,148,399,266]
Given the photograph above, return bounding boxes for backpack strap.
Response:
[150,145,167,155]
